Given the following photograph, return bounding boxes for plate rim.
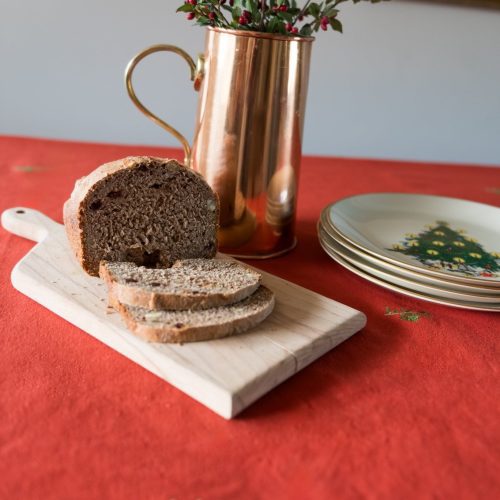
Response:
[319,212,500,294]
[317,225,500,313]
[321,196,500,287]
[319,224,500,304]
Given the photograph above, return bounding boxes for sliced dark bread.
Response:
[64,156,219,276]
[99,259,261,310]
[109,285,275,343]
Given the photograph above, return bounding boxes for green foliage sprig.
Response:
[177,0,386,37]
[384,307,430,323]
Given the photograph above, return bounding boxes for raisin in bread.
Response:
[64,156,219,276]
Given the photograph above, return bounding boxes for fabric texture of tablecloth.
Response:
[0,136,499,499]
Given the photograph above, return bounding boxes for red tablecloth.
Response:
[1,136,499,499]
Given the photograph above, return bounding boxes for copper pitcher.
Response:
[125,27,314,258]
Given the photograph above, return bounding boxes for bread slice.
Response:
[99,259,261,310]
[109,285,275,343]
[63,156,219,276]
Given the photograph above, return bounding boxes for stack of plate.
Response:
[318,193,500,312]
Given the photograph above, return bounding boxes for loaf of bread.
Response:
[99,259,261,311]
[64,156,219,276]
[108,285,275,343]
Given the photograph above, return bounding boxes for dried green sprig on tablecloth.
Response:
[177,0,387,37]
[384,307,431,323]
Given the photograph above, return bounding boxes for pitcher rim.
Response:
[208,26,315,43]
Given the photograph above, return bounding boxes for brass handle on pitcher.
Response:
[125,44,204,166]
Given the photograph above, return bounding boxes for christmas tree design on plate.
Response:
[389,221,500,278]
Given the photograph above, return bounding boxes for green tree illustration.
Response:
[390,221,500,276]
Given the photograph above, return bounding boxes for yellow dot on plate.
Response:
[453,257,465,263]
[408,240,419,247]
[464,237,478,243]
[469,253,481,258]
[427,249,439,256]
[433,231,445,236]
[491,252,500,258]
[453,241,465,247]
[432,241,445,246]
[392,244,405,250]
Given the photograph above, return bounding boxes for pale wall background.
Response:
[1,0,499,166]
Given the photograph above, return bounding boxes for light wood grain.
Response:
[1,207,366,419]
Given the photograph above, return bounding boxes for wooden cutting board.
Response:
[1,207,366,419]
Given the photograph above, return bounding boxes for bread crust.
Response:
[99,260,261,311]
[108,286,275,343]
[63,156,218,276]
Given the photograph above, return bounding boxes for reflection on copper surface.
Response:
[192,28,313,258]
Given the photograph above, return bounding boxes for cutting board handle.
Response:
[1,208,59,243]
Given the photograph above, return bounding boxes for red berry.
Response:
[292,27,299,34]
[239,16,248,25]
[279,5,288,11]
[285,22,293,32]
[208,12,216,20]
[298,15,304,21]
[243,10,252,20]
[187,12,195,20]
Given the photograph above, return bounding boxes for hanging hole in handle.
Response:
[125,44,203,167]
[16,210,25,214]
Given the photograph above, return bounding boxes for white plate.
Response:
[319,224,500,304]
[317,226,500,312]
[324,194,500,287]
[320,211,500,296]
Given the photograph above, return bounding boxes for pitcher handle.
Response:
[125,44,204,166]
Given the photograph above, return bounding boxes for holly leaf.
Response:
[308,2,321,17]
[324,7,339,17]
[197,15,211,26]
[176,4,193,13]
[277,11,294,23]
[267,16,281,33]
[247,0,259,17]
[300,24,313,36]
[232,6,242,20]
[277,21,288,34]
[329,17,343,33]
